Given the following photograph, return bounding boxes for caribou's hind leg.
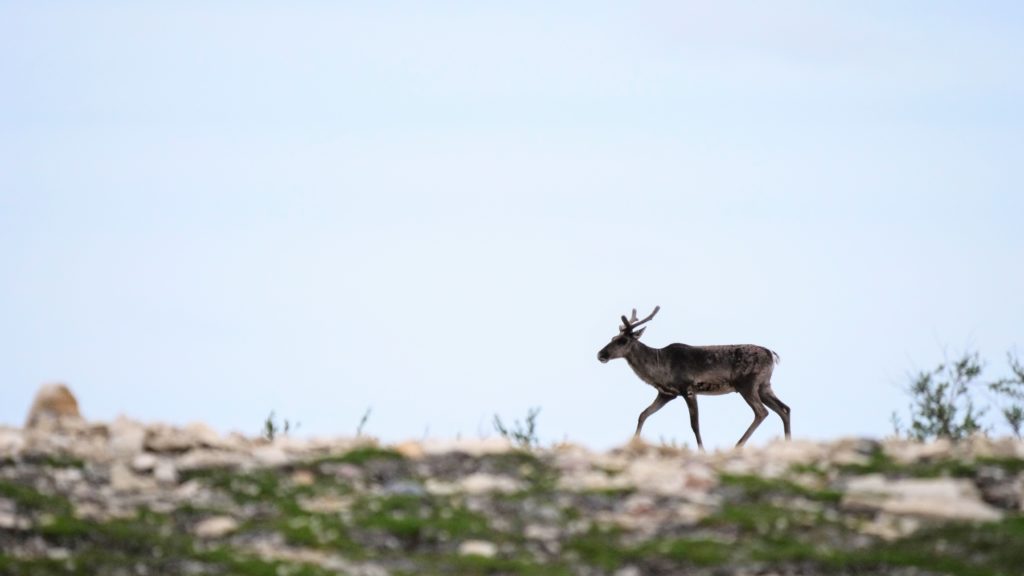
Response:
[761,386,791,440]
[683,391,704,451]
[736,385,769,447]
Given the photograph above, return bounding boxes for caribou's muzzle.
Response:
[597,352,609,363]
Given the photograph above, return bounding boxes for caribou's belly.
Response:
[693,381,735,395]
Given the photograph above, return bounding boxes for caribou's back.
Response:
[663,343,777,395]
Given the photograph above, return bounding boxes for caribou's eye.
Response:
[617,337,629,345]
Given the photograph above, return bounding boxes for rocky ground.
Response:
[1,417,1023,576]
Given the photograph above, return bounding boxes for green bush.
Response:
[895,350,1024,440]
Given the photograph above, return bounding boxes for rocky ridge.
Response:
[2,415,1024,575]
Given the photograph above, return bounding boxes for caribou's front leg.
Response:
[683,391,704,451]
[635,392,675,438]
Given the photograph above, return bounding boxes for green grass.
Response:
[426,553,572,575]
[563,525,631,570]
[0,479,73,515]
[719,473,842,504]
[832,446,1022,479]
[29,453,86,469]
[564,525,736,571]
[735,517,1024,576]
[481,450,559,498]
[181,468,288,504]
[835,516,1024,576]
[352,493,492,550]
[975,456,1024,475]
[703,501,819,535]
[273,512,364,557]
[195,547,340,576]
[579,486,637,499]
[6,444,1024,576]
[645,537,733,566]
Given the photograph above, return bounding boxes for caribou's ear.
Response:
[633,327,646,339]
[620,315,630,331]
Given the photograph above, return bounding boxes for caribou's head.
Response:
[597,305,660,363]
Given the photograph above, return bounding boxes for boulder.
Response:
[458,540,498,558]
[624,456,718,498]
[842,474,1003,522]
[110,462,158,493]
[194,515,239,538]
[25,383,81,429]
[109,417,147,459]
[130,453,158,473]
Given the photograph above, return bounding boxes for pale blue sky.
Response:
[2,2,1022,449]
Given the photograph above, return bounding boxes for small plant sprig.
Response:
[904,352,985,441]
[356,407,372,438]
[493,406,541,449]
[989,352,1024,438]
[262,411,299,441]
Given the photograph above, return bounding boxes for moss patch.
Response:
[719,473,842,504]
[352,493,492,551]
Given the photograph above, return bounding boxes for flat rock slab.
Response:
[842,474,1003,522]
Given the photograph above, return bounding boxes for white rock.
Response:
[625,457,717,498]
[0,427,24,458]
[291,469,316,486]
[460,473,523,494]
[858,512,922,540]
[557,470,631,493]
[145,424,197,453]
[244,538,389,576]
[759,438,827,467]
[524,524,560,541]
[298,495,353,514]
[109,461,157,493]
[884,438,952,464]
[185,422,227,448]
[194,515,239,538]
[131,453,158,473]
[8,513,39,533]
[108,417,147,458]
[426,473,523,496]
[46,547,71,560]
[154,460,179,484]
[842,474,1003,522]
[52,467,84,491]
[176,449,250,471]
[422,438,514,456]
[0,498,31,531]
[393,440,425,459]
[674,502,715,526]
[458,539,498,558]
[253,444,290,467]
[174,479,203,500]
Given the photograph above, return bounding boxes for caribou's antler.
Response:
[620,305,661,333]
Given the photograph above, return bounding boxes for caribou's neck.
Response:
[624,341,665,385]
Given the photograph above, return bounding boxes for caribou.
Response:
[597,306,790,450]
